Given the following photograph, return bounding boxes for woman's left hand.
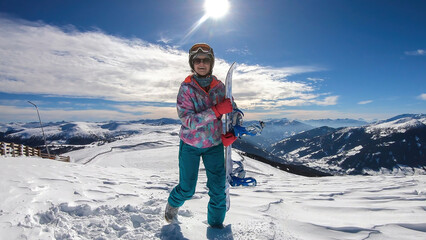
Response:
[221,132,237,146]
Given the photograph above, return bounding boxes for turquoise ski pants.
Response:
[168,140,226,226]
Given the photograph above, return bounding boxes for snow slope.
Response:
[1,124,426,239]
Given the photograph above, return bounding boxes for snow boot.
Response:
[210,223,224,229]
[165,202,179,223]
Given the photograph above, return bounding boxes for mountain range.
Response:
[301,118,369,128]
[268,114,426,175]
[1,115,425,176]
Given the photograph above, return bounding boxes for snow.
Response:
[366,118,425,138]
[1,126,426,239]
[345,145,363,157]
[345,132,353,139]
[337,144,346,154]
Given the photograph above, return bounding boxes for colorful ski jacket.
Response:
[177,74,226,148]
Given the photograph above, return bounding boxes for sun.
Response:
[204,0,230,19]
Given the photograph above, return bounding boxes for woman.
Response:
[165,43,237,228]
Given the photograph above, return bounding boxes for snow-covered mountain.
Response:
[1,125,425,239]
[0,118,180,154]
[271,114,426,175]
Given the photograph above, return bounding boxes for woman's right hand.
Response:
[212,98,233,118]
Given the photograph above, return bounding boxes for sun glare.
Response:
[204,0,230,19]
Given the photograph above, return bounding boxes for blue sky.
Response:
[0,0,425,123]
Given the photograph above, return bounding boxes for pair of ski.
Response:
[224,62,263,212]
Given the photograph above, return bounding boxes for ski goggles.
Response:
[189,43,213,55]
[193,57,212,65]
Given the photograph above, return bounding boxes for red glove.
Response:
[222,132,237,147]
[212,98,233,118]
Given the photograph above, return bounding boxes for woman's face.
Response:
[193,56,211,76]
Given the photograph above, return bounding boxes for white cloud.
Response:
[404,49,426,56]
[0,17,334,115]
[226,47,251,55]
[157,36,173,44]
[0,17,188,103]
[0,104,176,123]
[418,93,426,100]
[114,105,177,118]
[306,77,324,82]
[358,100,373,105]
[313,96,339,106]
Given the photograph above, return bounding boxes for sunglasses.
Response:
[193,58,211,65]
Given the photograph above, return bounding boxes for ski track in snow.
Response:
[1,125,426,239]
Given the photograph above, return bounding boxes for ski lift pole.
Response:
[28,101,50,157]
